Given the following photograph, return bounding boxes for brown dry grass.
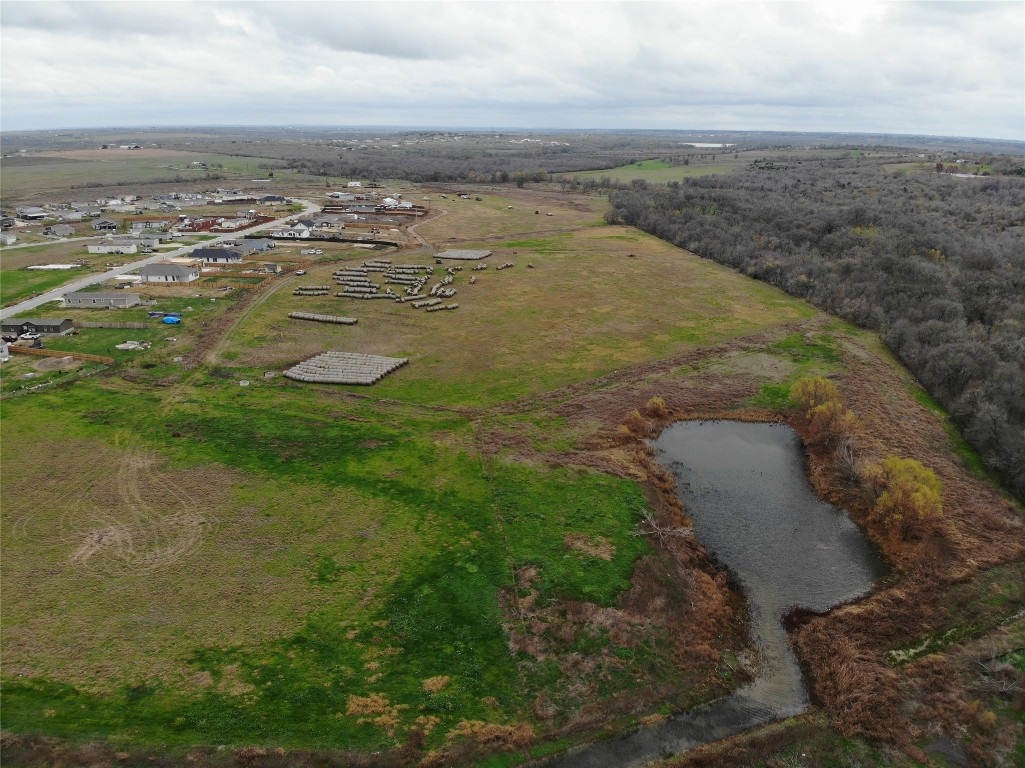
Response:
[215,223,810,407]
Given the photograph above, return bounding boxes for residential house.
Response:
[129,219,171,232]
[92,219,119,231]
[17,206,47,220]
[193,247,243,265]
[2,318,75,335]
[244,238,276,252]
[260,195,287,204]
[138,263,201,283]
[0,233,18,246]
[269,223,312,239]
[44,223,75,237]
[88,242,138,255]
[64,291,141,309]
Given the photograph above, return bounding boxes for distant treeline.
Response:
[607,158,1025,502]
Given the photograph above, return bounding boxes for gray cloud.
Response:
[1,1,1022,140]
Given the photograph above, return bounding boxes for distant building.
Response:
[244,238,276,252]
[64,291,141,309]
[88,242,138,255]
[0,233,17,246]
[346,181,362,188]
[138,263,201,283]
[92,219,119,231]
[2,318,75,335]
[17,206,47,220]
[43,223,75,237]
[269,223,311,239]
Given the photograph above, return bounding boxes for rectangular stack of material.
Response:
[435,249,492,260]
[288,312,358,325]
[284,352,407,385]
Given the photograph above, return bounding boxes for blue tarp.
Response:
[162,316,181,324]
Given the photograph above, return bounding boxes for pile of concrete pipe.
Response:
[426,303,459,313]
[284,351,408,385]
[412,298,441,309]
[288,312,357,325]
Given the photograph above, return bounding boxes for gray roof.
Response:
[194,247,242,259]
[3,317,72,326]
[65,291,139,300]
[139,263,198,277]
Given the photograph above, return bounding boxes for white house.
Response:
[269,223,312,239]
[346,181,362,188]
[88,242,138,255]
[193,248,243,264]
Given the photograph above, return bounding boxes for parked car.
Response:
[19,332,41,340]
[295,269,306,275]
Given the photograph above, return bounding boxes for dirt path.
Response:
[203,271,297,366]
[406,208,448,249]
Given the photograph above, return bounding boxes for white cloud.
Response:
[1,0,1022,139]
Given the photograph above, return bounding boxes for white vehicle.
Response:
[295,269,307,275]
[19,332,41,340]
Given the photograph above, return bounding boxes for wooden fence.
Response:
[77,321,149,329]
[9,346,115,365]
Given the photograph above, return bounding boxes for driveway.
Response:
[0,199,320,320]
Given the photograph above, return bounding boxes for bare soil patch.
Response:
[35,355,83,372]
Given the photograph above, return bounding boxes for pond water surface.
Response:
[546,421,885,768]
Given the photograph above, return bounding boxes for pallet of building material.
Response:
[426,303,459,312]
[392,264,431,271]
[293,290,329,296]
[298,285,331,290]
[412,298,442,308]
[284,351,407,385]
[288,312,358,325]
[336,292,372,298]
[336,285,376,293]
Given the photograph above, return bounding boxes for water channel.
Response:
[546,421,886,768]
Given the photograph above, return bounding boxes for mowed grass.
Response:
[217,224,815,407]
[1,377,655,750]
[1,266,102,306]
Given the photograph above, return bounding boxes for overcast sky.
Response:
[1,0,1022,140]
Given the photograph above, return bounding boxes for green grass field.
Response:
[1,267,98,306]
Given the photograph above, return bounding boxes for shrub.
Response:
[644,396,669,419]
[864,456,943,540]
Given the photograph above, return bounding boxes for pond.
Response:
[547,421,885,767]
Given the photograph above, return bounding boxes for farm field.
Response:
[2,179,1023,767]
[555,158,740,184]
[0,148,317,201]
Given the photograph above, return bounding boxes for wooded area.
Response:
[606,158,1025,502]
